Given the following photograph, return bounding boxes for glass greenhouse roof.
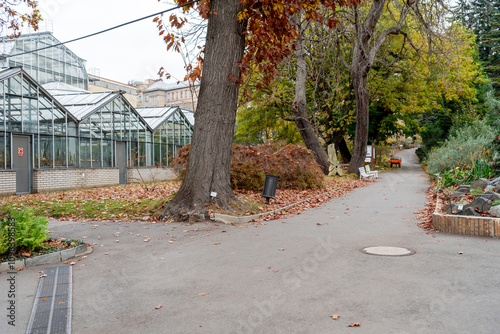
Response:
[137,106,179,131]
[180,108,195,126]
[49,91,119,121]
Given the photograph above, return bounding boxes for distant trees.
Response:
[456,0,500,95]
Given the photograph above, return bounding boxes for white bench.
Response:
[365,165,379,178]
[359,167,375,181]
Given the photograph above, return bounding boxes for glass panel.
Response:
[154,142,161,166]
[80,138,91,167]
[22,76,37,98]
[0,89,4,132]
[102,139,112,167]
[54,136,66,167]
[139,141,146,166]
[6,96,22,132]
[146,142,153,166]
[40,135,53,167]
[130,140,138,167]
[23,98,37,133]
[101,110,113,140]
[91,112,102,139]
[67,119,77,136]
[6,74,22,96]
[0,133,4,168]
[34,135,39,168]
[79,119,91,139]
[5,133,10,168]
[92,139,101,167]
[38,97,53,134]
[53,106,66,136]
[113,111,122,140]
[68,137,77,167]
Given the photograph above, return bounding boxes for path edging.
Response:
[0,244,92,272]
[210,188,340,224]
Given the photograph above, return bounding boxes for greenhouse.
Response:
[0,68,193,196]
[137,106,194,167]
[0,32,88,90]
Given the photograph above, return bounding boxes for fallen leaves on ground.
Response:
[155,305,163,310]
[331,314,340,320]
[347,322,361,327]
[198,293,209,296]
[415,179,437,232]
[0,176,371,223]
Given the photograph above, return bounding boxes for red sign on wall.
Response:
[18,147,23,157]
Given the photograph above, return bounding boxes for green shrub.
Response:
[492,200,500,207]
[0,208,51,256]
[172,142,325,191]
[427,119,496,175]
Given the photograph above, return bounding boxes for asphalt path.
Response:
[2,148,500,334]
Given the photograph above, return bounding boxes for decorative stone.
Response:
[481,191,500,201]
[328,144,343,177]
[470,178,489,191]
[463,193,497,213]
[489,176,500,187]
[443,203,460,213]
[456,207,480,216]
[489,205,500,217]
[450,187,469,200]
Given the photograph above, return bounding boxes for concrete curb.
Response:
[432,196,500,238]
[210,188,340,225]
[0,244,92,272]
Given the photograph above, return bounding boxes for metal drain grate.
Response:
[26,266,72,334]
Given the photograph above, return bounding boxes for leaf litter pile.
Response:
[0,176,371,222]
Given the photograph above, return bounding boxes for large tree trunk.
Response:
[292,16,330,175]
[346,0,387,175]
[347,70,370,174]
[161,0,247,222]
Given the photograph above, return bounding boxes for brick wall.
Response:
[127,167,178,184]
[0,171,16,196]
[33,168,119,193]
[432,213,500,238]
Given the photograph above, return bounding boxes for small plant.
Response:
[492,200,500,207]
[0,208,51,256]
[470,188,484,197]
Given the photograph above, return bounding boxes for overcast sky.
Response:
[37,0,189,84]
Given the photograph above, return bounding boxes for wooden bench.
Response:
[365,165,379,178]
[359,167,375,181]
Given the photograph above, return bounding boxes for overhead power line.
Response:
[1,0,200,58]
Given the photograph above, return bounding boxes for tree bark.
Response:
[346,0,385,175]
[161,0,247,221]
[347,70,370,174]
[291,16,330,175]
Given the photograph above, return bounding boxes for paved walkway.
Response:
[2,148,500,334]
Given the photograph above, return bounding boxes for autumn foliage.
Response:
[155,0,358,86]
[172,142,325,191]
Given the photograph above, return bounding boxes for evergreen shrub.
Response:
[427,119,496,175]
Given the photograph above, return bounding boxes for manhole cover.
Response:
[361,246,415,256]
